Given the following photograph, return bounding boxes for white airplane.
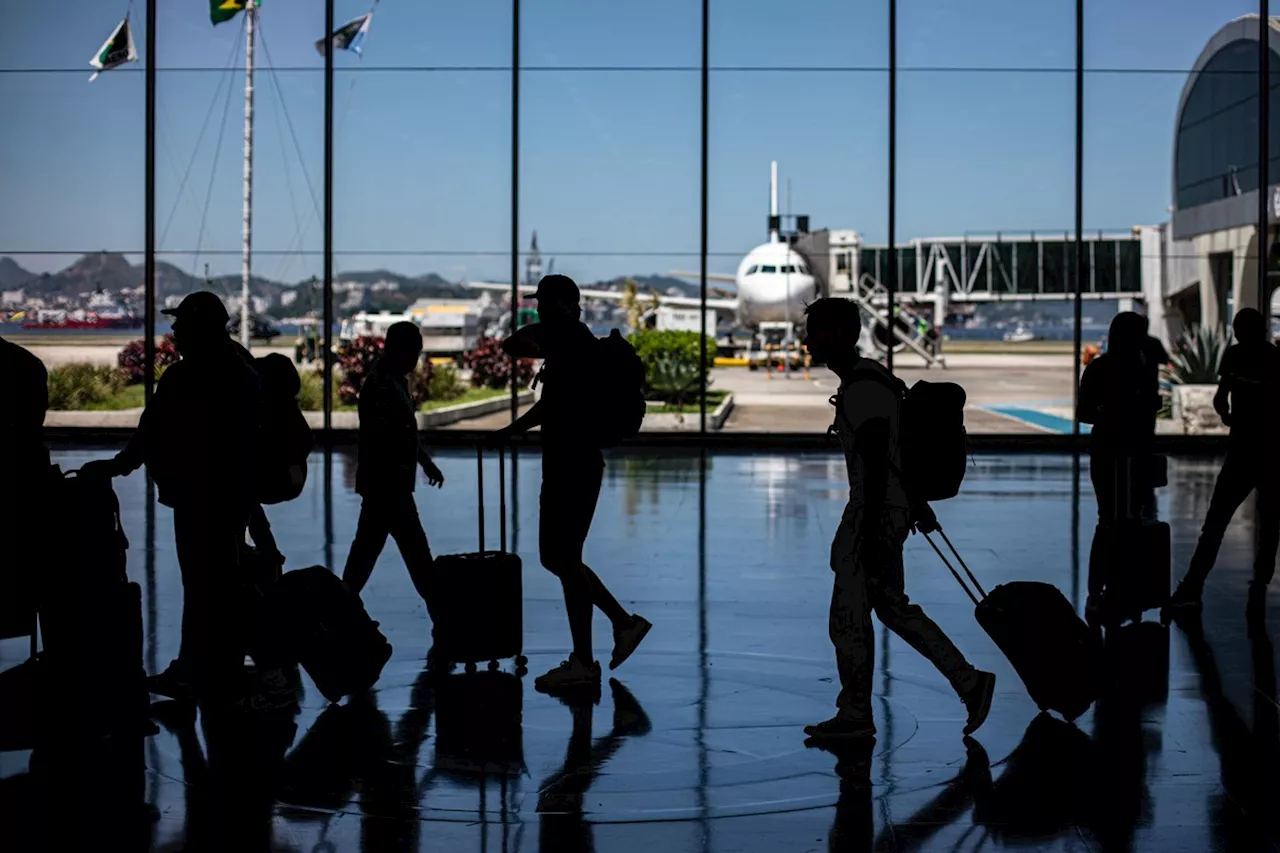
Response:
[463,162,820,334]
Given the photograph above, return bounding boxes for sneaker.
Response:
[1161,582,1203,624]
[803,714,876,741]
[148,662,195,703]
[610,614,652,671]
[959,670,996,736]
[535,655,602,694]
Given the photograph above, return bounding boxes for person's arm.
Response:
[416,442,444,487]
[247,505,282,562]
[1214,376,1232,422]
[845,382,892,538]
[491,399,545,444]
[502,323,544,359]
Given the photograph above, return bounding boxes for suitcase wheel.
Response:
[465,661,477,674]
[515,655,528,667]
[488,659,499,672]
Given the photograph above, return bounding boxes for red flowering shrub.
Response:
[462,337,535,390]
[117,334,179,385]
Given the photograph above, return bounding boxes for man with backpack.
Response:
[491,274,651,694]
[803,297,995,741]
[82,291,262,705]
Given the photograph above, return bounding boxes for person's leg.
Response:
[536,462,601,690]
[386,492,436,616]
[869,535,995,734]
[342,496,393,595]
[1087,450,1117,597]
[1177,450,1259,596]
[806,516,875,739]
[1250,472,1280,615]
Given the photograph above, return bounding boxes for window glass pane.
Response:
[5,9,146,416]
[1084,1,1260,443]
[901,1,1075,435]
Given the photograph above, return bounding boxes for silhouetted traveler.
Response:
[1,336,50,641]
[492,275,651,693]
[343,322,443,611]
[802,298,994,741]
[1168,308,1279,617]
[82,291,261,703]
[1079,312,1160,615]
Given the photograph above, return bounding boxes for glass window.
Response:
[760,265,777,274]
[746,265,758,275]
[7,8,146,414]
[902,1,1074,435]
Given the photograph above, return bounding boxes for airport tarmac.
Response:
[21,342,1097,434]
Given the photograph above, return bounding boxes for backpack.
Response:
[592,329,647,447]
[829,365,969,503]
[255,354,315,505]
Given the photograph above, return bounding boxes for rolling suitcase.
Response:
[1096,455,1171,622]
[38,470,148,740]
[926,528,1100,721]
[433,447,525,672]
[268,566,393,703]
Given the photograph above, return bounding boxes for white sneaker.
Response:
[534,655,602,693]
[610,614,653,671]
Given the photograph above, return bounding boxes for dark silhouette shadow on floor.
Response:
[534,679,652,853]
[1174,610,1280,847]
[804,736,878,853]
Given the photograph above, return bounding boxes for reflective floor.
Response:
[2,449,1278,852]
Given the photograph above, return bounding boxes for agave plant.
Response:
[646,351,705,408]
[1166,324,1228,385]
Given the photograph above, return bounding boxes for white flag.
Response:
[89,16,138,82]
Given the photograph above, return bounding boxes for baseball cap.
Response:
[532,274,580,305]
[162,291,231,329]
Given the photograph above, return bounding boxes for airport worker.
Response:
[490,274,652,694]
[342,321,444,613]
[82,291,261,704]
[802,297,995,741]
[1167,308,1279,619]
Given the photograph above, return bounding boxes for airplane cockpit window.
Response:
[798,264,809,274]
[746,265,758,275]
[760,265,777,273]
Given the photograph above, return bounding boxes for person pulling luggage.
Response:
[802,297,995,741]
[81,291,262,705]
[490,274,652,694]
[1166,308,1279,619]
[342,322,444,615]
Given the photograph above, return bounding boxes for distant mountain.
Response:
[1,252,690,312]
[593,274,701,298]
[0,257,35,289]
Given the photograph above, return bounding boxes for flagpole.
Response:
[240,2,256,349]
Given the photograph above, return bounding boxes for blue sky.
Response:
[0,0,1259,285]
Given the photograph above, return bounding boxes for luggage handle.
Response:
[922,527,987,607]
[475,445,508,554]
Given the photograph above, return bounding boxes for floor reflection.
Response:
[2,450,1279,851]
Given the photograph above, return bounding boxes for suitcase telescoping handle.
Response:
[922,527,987,607]
[475,445,508,553]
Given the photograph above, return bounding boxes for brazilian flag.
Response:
[211,0,258,26]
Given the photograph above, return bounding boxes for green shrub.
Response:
[1167,324,1227,385]
[296,368,338,411]
[428,363,467,403]
[47,363,124,410]
[628,329,713,403]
